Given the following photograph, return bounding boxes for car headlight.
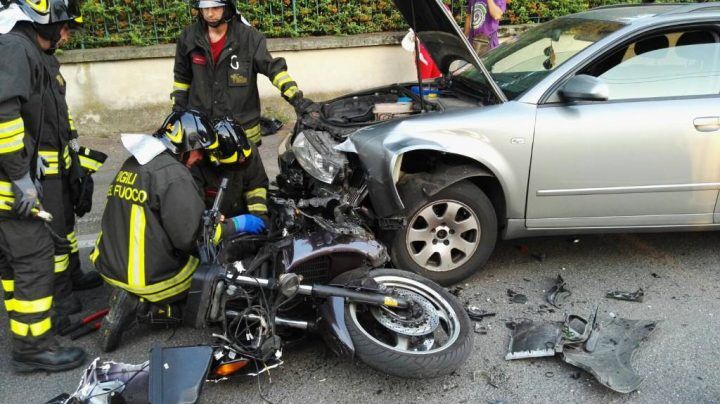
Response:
[292,131,347,184]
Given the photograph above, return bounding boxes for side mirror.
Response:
[559,75,609,102]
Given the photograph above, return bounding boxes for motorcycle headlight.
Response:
[292,131,347,184]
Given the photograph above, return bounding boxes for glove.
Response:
[36,156,48,180]
[11,172,40,217]
[290,91,319,115]
[46,223,72,255]
[230,214,266,235]
[74,175,94,217]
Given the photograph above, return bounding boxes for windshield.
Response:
[454,18,626,100]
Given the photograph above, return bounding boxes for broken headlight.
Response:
[292,130,347,184]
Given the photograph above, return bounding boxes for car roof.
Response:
[568,2,720,25]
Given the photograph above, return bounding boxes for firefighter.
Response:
[191,118,269,224]
[34,21,106,320]
[171,0,317,146]
[92,110,266,352]
[0,0,86,372]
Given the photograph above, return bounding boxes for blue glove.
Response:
[230,214,265,235]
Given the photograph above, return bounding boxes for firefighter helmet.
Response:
[191,0,236,24]
[15,0,82,25]
[211,118,252,165]
[155,110,218,156]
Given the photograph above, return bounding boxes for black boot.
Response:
[99,289,139,353]
[71,270,103,291]
[55,294,82,316]
[12,345,86,373]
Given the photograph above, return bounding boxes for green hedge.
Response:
[69,0,698,49]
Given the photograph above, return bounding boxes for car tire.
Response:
[390,180,497,286]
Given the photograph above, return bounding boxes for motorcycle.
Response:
[184,178,474,380]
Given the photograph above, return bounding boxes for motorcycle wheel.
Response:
[344,269,473,378]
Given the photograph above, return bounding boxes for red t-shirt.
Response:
[210,34,226,64]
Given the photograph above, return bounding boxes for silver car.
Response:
[278,1,720,285]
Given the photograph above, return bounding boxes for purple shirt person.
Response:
[464,0,507,55]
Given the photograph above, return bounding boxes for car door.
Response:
[526,26,720,229]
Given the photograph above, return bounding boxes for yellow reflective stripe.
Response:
[68,231,79,253]
[0,117,23,137]
[90,231,102,264]
[0,181,11,195]
[10,317,51,337]
[101,256,199,302]
[9,319,28,336]
[2,279,14,292]
[271,71,291,88]
[173,81,190,91]
[0,196,13,210]
[63,145,71,169]
[128,204,146,288]
[247,203,268,213]
[207,137,219,151]
[283,86,299,100]
[218,151,238,164]
[245,188,267,200]
[0,132,24,154]
[244,124,261,136]
[8,296,52,314]
[79,155,103,172]
[54,254,69,273]
[213,224,222,245]
[68,115,76,131]
[39,150,59,161]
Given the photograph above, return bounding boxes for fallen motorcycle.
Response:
[184,179,473,380]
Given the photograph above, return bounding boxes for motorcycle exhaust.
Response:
[230,275,410,309]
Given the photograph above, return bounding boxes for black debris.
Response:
[545,371,554,378]
[466,306,497,321]
[375,389,383,395]
[606,288,645,303]
[448,285,464,297]
[546,275,571,308]
[531,252,546,262]
[570,371,581,380]
[507,289,528,304]
[651,273,661,278]
[523,278,531,282]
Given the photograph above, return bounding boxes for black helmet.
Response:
[155,110,219,156]
[15,0,82,25]
[211,118,252,165]
[192,0,236,24]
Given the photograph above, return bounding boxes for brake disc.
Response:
[370,289,440,336]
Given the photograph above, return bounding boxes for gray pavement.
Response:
[1,130,719,403]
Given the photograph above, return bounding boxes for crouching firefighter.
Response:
[0,0,86,372]
[91,110,265,352]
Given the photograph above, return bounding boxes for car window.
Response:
[454,18,625,100]
[590,29,720,100]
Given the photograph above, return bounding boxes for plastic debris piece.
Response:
[546,275,571,308]
[507,289,528,304]
[605,288,644,303]
[466,306,496,321]
[505,320,562,360]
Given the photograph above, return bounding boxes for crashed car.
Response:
[278,1,720,285]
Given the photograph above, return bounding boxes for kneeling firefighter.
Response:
[91,110,265,352]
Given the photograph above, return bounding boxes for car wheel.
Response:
[390,180,497,286]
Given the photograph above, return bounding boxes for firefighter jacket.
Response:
[92,151,238,302]
[0,24,58,217]
[171,17,301,144]
[36,55,74,178]
[191,143,269,223]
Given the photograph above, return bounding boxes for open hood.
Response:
[392,0,507,102]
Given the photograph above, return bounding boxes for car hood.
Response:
[392,0,507,102]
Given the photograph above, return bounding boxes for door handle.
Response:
[694,116,720,132]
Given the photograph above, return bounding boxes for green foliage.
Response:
[69,0,701,49]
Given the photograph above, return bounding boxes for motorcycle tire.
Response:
[344,268,473,379]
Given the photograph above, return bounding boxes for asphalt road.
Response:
[1,130,719,403]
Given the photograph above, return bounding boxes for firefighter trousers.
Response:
[0,218,57,354]
[41,173,77,299]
